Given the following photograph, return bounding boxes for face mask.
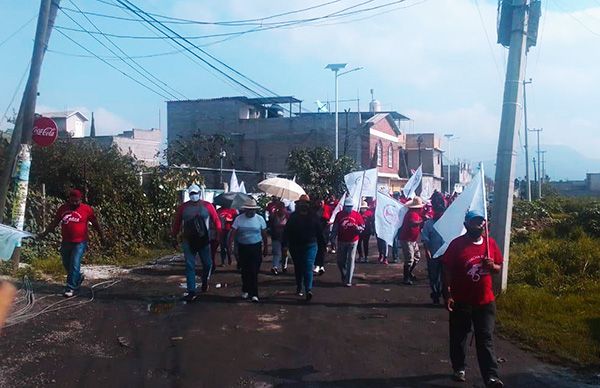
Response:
[189,194,200,202]
[465,226,484,239]
[245,210,256,217]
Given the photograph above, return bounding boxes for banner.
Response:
[420,177,434,201]
[374,192,408,247]
[329,192,346,224]
[229,170,240,192]
[402,164,422,199]
[345,168,378,199]
[433,163,486,257]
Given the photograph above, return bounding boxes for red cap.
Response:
[69,189,83,199]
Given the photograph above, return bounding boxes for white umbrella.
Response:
[258,177,306,201]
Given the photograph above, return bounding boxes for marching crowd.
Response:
[39,185,505,388]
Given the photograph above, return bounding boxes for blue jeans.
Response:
[289,243,318,293]
[60,241,87,291]
[182,241,211,293]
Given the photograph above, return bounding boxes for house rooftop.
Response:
[41,110,89,121]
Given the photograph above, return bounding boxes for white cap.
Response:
[188,184,201,193]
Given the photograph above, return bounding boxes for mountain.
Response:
[483,144,600,181]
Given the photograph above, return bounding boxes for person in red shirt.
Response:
[357,200,375,263]
[441,210,504,388]
[40,189,105,298]
[399,196,425,285]
[217,206,238,266]
[172,184,222,302]
[333,197,365,286]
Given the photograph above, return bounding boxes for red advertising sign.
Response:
[32,116,58,147]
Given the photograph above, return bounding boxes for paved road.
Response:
[0,250,595,388]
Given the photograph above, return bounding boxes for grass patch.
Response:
[497,283,600,368]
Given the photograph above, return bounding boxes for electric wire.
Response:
[59,5,184,101]
[0,15,37,49]
[1,61,30,127]
[55,28,172,100]
[65,0,187,100]
[473,0,504,84]
[47,47,185,59]
[551,0,600,37]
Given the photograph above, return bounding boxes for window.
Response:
[388,144,394,168]
[376,142,382,166]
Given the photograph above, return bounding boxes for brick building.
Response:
[167,96,413,191]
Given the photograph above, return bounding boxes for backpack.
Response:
[183,207,209,248]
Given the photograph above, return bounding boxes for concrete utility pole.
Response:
[540,150,547,183]
[530,127,543,198]
[444,134,454,193]
[491,0,532,293]
[523,78,533,201]
[1,0,61,269]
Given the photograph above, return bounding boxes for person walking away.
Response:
[421,202,446,304]
[441,210,504,388]
[333,197,365,286]
[268,206,289,275]
[217,205,237,266]
[283,195,325,301]
[229,198,268,302]
[357,201,374,263]
[399,196,425,285]
[171,184,221,302]
[40,189,105,298]
[325,195,338,253]
[312,198,329,275]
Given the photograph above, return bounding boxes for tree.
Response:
[287,147,356,199]
[166,133,234,167]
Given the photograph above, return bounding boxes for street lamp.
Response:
[219,149,227,184]
[444,134,454,193]
[325,64,363,159]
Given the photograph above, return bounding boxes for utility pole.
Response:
[1,0,61,269]
[530,127,543,199]
[444,134,454,193]
[491,0,538,293]
[540,150,547,183]
[532,156,537,186]
[523,78,533,201]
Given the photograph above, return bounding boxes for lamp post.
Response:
[325,64,363,159]
[219,149,227,184]
[444,133,454,193]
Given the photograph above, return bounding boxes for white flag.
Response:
[345,168,378,199]
[229,170,240,192]
[0,224,33,261]
[402,165,422,199]
[375,192,408,247]
[329,192,346,224]
[420,178,434,201]
[433,163,487,258]
[239,181,246,194]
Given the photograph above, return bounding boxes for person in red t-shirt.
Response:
[333,197,365,286]
[357,201,375,263]
[40,189,105,298]
[217,206,238,266]
[399,196,425,285]
[441,210,504,388]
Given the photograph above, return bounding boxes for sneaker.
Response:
[241,292,249,300]
[485,377,504,388]
[182,292,197,302]
[318,267,325,275]
[63,289,75,298]
[313,267,320,275]
[296,288,304,297]
[331,249,336,254]
[452,370,466,382]
[382,259,389,265]
[251,296,259,303]
[306,291,313,302]
[281,266,288,273]
[403,279,413,285]
[271,267,279,275]
[345,283,352,287]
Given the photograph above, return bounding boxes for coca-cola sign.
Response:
[32,116,58,147]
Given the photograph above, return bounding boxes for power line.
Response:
[65,0,344,26]
[47,47,185,59]
[551,0,600,37]
[55,28,172,99]
[472,0,504,84]
[115,0,266,98]
[0,15,37,48]
[1,62,31,127]
[59,4,184,100]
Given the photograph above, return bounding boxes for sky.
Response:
[1,0,599,180]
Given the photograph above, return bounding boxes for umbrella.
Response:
[258,177,306,201]
[213,192,253,209]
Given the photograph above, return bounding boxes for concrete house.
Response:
[42,111,88,138]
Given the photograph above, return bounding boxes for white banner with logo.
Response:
[375,192,408,247]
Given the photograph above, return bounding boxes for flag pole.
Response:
[480,163,490,259]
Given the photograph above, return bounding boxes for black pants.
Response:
[314,228,329,267]
[449,301,499,382]
[357,234,370,258]
[238,243,262,298]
